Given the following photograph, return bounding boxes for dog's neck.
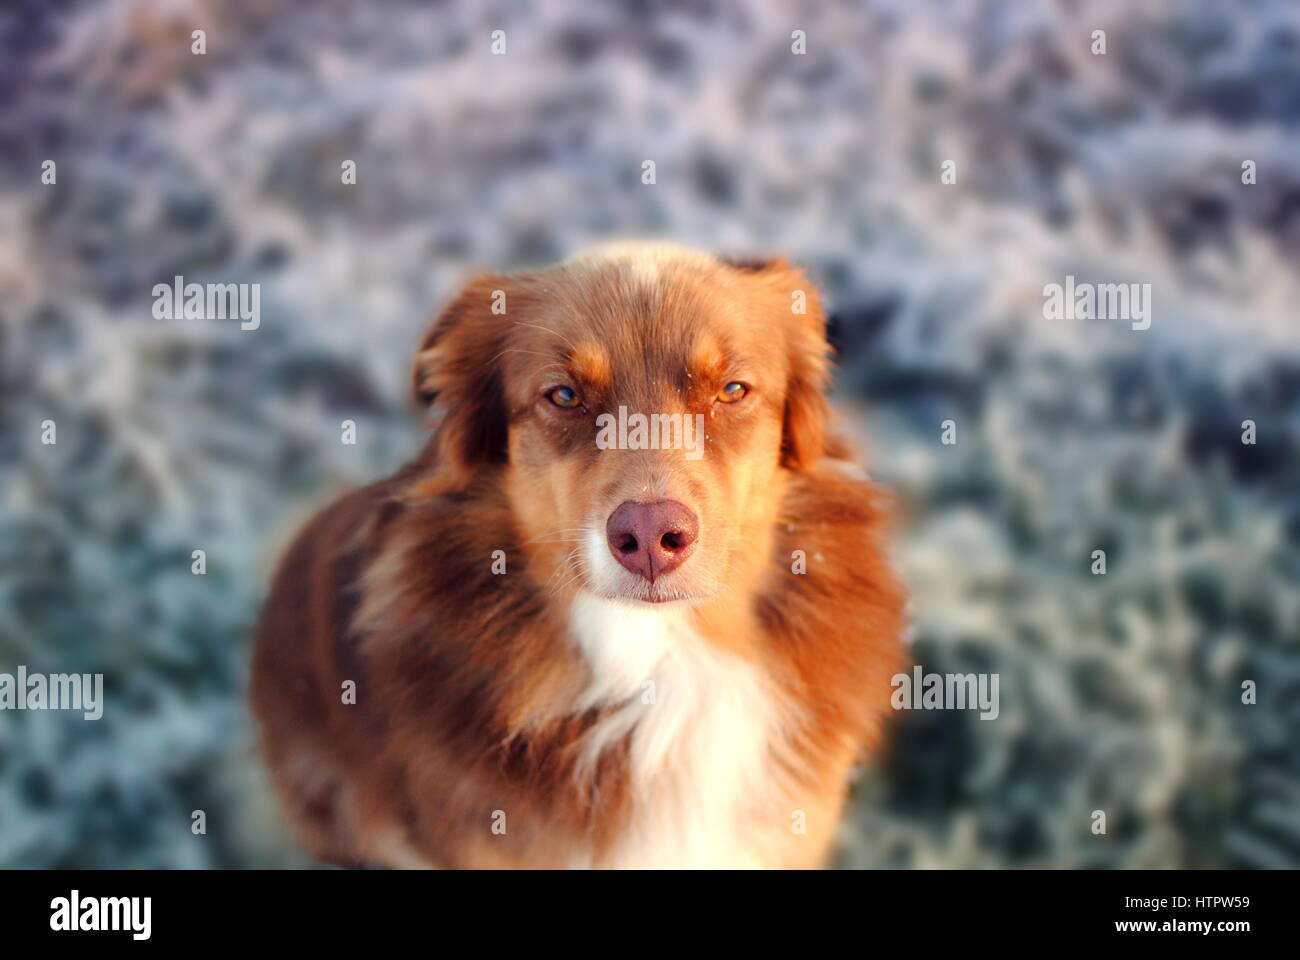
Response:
[564,591,787,867]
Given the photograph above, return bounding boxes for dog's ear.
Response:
[762,259,832,471]
[411,273,512,488]
[722,255,832,470]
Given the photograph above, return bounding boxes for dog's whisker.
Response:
[544,546,583,587]
[514,321,578,353]
[491,348,567,367]
[547,547,587,596]
[525,527,588,545]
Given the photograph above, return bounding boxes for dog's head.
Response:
[411,242,833,605]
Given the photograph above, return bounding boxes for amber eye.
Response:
[717,382,747,403]
[547,386,582,409]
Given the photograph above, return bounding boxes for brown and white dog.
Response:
[251,242,905,869]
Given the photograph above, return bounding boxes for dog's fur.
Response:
[251,242,905,868]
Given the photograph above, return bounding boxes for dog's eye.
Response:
[546,386,582,409]
[717,382,747,403]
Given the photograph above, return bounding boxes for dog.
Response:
[251,242,905,868]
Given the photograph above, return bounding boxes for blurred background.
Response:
[1,0,1298,868]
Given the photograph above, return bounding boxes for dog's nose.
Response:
[605,500,699,582]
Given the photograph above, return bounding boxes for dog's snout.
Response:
[605,500,698,582]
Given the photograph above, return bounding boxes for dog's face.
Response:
[412,244,831,606]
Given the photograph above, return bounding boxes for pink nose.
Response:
[605,500,699,582]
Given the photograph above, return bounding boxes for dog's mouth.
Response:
[597,583,707,606]
[586,562,721,606]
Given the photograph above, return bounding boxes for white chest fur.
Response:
[567,592,785,868]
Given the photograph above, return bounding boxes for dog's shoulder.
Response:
[757,461,907,747]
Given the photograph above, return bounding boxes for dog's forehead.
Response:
[530,245,767,367]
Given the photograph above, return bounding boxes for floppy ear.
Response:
[411,274,511,489]
[781,292,832,470]
[744,259,832,471]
